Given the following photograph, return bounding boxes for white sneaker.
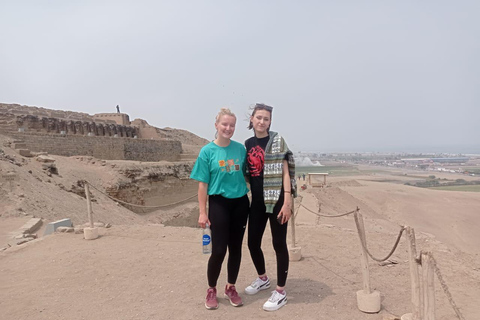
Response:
[244,277,271,295]
[263,290,287,311]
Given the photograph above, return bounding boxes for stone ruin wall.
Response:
[93,113,130,125]
[6,132,182,162]
[11,114,138,138]
[0,104,183,161]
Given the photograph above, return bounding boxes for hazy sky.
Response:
[1,1,479,153]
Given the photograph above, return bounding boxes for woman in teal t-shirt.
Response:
[190,108,249,310]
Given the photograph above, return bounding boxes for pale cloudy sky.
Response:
[1,1,479,153]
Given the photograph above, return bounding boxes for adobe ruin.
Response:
[0,103,183,161]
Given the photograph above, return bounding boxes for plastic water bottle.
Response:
[202,224,212,254]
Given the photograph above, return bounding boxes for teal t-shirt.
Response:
[190,140,249,199]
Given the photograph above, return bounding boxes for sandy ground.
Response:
[1,184,480,320]
[1,132,480,319]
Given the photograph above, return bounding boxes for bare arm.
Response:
[197,182,210,228]
[278,159,292,224]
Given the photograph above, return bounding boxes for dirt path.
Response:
[1,189,478,320]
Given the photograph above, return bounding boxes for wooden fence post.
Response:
[355,210,381,313]
[289,196,302,261]
[422,252,435,320]
[85,182,94,228]
[83,182,99,240]
[404,226,422,320]
[357,211,371,293]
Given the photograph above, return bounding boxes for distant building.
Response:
[431,157,469,164]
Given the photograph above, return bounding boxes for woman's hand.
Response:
[198,212,211,229]
[277,199,292,225]
[278,159,293,225]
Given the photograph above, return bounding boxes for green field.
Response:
[295,165,393,177]
[462,167,480,175]
[428,185,480,192]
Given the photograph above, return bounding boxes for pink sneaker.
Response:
[224,285,243,307]
[205,287,218,310]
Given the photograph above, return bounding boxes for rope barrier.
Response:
[84,181,198,209]
[354,210,406,263]
[428,253,466,320]
[299,203,357,217]
[82,181,467,319]
[298,197,466,318]
[297,198,405,262]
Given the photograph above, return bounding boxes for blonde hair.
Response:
[215,107,236,123]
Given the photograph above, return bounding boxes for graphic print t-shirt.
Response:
[245,135,270,200]
[190,140,249,199]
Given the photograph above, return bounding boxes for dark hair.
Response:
[247,103,273,131]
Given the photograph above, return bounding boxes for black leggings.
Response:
[207,194,249,288]
[248,196,289,287]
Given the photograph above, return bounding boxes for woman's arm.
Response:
[278,159,292,224]
[198,182,210,228]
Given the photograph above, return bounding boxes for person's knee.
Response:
[272,240,288,253]
[248,238,261,251]
[211,245,228,258]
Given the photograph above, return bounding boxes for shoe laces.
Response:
[268,290,282,302]
[206,288,216,300]
[251,277,263,287]
[226,286,238,297]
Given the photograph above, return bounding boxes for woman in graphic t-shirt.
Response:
[190,108,249,310]
[244,103,296,311]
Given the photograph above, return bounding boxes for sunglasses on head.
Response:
[254,103,273,112]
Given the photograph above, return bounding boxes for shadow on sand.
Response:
[240,277,333,307]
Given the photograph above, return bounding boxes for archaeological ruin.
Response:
[0,103,183,161]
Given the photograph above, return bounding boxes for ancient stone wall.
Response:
[0,113,138,137]
[0,104,191,161]
[93,113,130,125]
[6,132,182,161]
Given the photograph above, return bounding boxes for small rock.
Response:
[36,155,56,163]
[56,227,74,233]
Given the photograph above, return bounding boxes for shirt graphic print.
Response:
[247,145,265,177]
[219,158,241,173]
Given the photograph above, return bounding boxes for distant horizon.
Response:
[296,145,480,155]
[1,101,478,156]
